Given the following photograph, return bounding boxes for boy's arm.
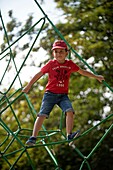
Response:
[77,68,105,82]
[22,71,43,93]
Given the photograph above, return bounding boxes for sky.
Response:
[0,0,63,44]
[0,0,63,90]
[0,0,61,23]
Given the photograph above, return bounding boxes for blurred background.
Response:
[0,0,113,169]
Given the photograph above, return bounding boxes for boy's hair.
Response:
[52,40,68,51]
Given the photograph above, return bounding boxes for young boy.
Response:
[22,40,104,146]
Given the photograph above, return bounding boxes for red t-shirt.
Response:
[41,59,79,94]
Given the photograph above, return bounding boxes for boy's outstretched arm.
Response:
[22,71,43,93]
[77,68,105,83]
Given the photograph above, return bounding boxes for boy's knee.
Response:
[66,111,74,116]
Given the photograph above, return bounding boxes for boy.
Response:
[22,40,104,146]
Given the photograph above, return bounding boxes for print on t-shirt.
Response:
[41,59,79,93]
[55,68,68,87]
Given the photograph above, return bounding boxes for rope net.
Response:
[0,0,113,170]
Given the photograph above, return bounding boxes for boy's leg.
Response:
[32,116,46,137]
[26,92,55,146]
[66,111,74,135]
[26,116,46,145]
[66,111,80,145]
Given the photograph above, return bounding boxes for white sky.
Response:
[0,0,63,90]
[0,0,61,23]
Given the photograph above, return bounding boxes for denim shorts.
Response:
[37,91,74,118]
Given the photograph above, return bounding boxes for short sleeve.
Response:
[41,60,52,74]
[69,60,79,72]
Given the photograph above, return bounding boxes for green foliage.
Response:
[40,0,113,85]
[0,0,113,169]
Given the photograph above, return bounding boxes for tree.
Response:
[40,0,113,84]
[38,0,113,169]
[39,0,113,126]
[0,0,113,169]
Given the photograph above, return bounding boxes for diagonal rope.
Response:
[0,1,113,170]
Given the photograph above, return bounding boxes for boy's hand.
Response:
[96,75,105,83]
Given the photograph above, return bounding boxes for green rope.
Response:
[0,1,113,170]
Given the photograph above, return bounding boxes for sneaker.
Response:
[26,136,36,146]
[67,130,80,146]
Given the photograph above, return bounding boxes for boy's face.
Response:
[52,48,68,64]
